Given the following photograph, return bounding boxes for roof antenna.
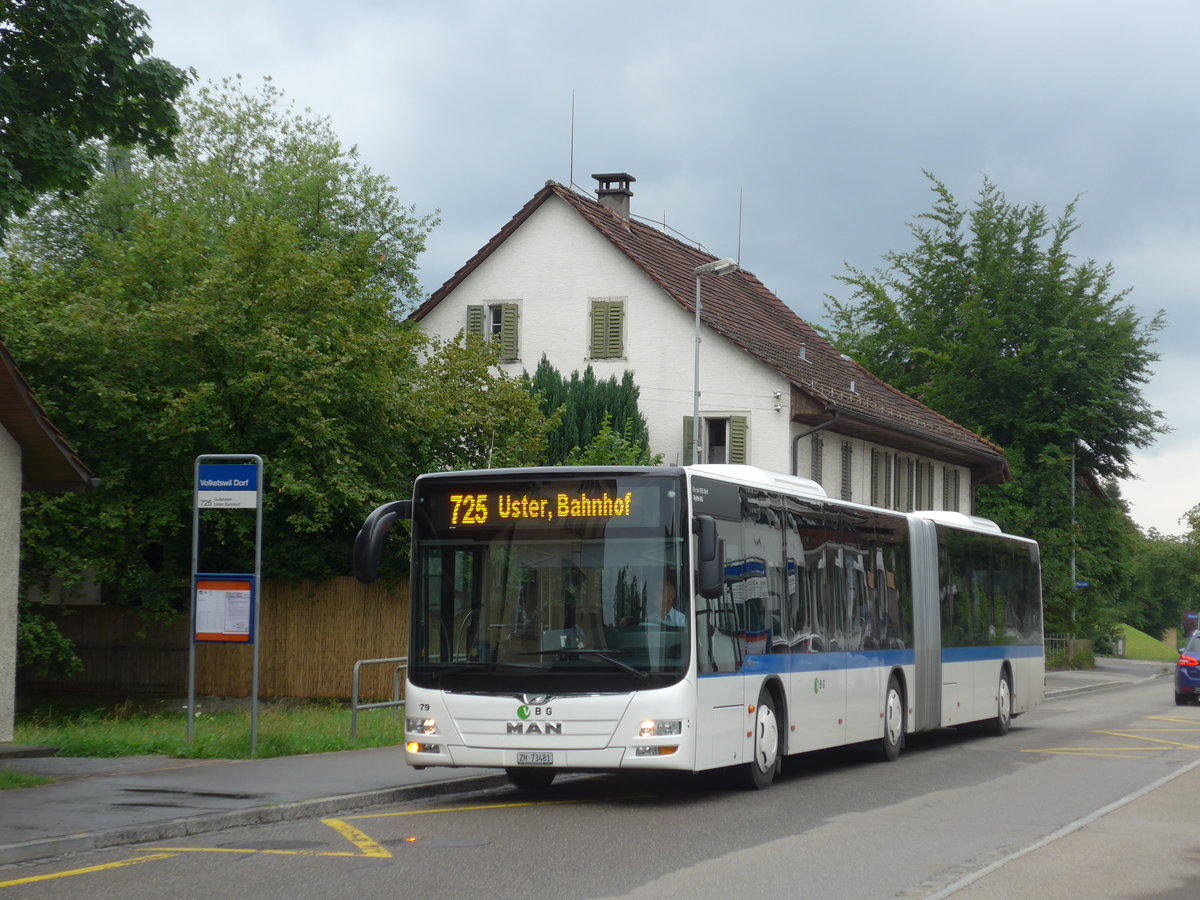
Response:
[737,188,743,267]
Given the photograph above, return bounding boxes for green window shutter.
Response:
[466,305,484,337]
[590,300,624,358]
[498,303,519,361]
[683,417,695,465]
[729,416,747,464]
[870,449,883,506]
[840,441,852,500]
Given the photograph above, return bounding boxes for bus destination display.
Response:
[447,488,637,527]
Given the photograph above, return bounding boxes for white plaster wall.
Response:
[419,196,974,510]
[419,195,795,470]
[0,426,21,743]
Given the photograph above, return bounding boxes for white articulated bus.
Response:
[354,464,1043,790]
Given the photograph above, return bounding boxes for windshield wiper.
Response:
[520,648,648,680]
[428,661,549,677]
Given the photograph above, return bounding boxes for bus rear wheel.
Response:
[880,674,905,761]
[506,767,556,790]
[736,687,780,790]
[989,670,1013,735]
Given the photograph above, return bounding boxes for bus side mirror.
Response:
[693,514,724,599]
[353,500,412,584]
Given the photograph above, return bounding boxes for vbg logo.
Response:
[510,703,559,734]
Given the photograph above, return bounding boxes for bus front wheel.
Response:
[737,687,780,790]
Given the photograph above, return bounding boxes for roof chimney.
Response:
[592,172,635,220]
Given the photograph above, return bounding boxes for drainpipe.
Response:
[790,411,841,476]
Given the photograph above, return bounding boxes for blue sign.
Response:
[1074,580,1089,588]
[197,464,259,508]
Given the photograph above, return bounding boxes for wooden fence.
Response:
[20,577,410,700]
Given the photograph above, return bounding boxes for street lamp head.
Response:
[693,258,739,277]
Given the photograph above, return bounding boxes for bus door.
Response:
[693,560,744,769]
[786,497,847,752]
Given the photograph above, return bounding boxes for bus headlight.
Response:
[639,719,683,738]
[406,717,439,735]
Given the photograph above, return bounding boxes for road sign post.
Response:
[190,454,264,753]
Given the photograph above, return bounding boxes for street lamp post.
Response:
[692,258,739,464]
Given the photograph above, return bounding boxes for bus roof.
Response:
[687,464,827,498]
[909,510,1003,534]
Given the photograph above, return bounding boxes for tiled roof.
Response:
[413,181,1009,483]
[0,338,94,492]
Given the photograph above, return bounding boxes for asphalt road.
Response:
[2,675,1192,899]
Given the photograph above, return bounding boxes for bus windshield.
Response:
[409,472,688,692]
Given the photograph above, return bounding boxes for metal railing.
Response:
[350,656,407,739]
[1044,633,1073,661]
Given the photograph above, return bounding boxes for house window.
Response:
[810,434,824,483]
[683,415,747,465]
[590,299,624,358]
[466,302,519,362]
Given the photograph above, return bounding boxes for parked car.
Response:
[1176,634,1200,705]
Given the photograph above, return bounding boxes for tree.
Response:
[1124,506,1200,639]
[562,414,664,466]
[0,0,191,240]
[405,335,558,474]
[525,355,655,465]
[0,79,552,640]
[822,173,1165,634]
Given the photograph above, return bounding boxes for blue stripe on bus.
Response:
[698,643,1042,678]
[941,643,1043,662]
[701,649,913,677]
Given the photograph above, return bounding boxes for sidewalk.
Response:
[0,746,506,866]
[0,658,1173,872]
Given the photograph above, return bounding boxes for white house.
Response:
[1,338,93,743]
[412,173,1009,511]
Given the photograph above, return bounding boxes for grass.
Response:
[12,699,406,761]
[1119,623,1181,662]
[0,770,55,791]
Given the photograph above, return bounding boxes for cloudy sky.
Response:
[133,0,1198,535]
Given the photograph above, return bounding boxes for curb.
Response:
[1045,669,1170,700]
[0,772,508,867]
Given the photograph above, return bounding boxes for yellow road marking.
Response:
[0,853,177,889]
[1025,715,1200,757]
[1093,730,1200,750]
[320,818,392,858]
[1,789,620,887]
